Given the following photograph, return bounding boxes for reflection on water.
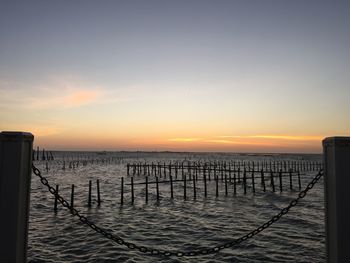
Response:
[28,152,325,263]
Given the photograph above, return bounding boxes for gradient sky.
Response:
[1,1,350,153]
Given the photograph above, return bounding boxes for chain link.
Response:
[32,164,323,257]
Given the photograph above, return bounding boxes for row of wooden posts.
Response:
[53,179,101,211]
[127,160,322,178]
[38,156,126,172]
[32,147,54,161]
[52,169,303,210]
[120,170,303,205]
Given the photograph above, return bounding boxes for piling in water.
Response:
[145,176,148,203]
[120,177,124,205]
[97,179,101,206]
[170,175,174,199]
[183,175,187,200]
[279,170,283,192]
[70,184,74,211]
[156,176,160,202]
[131,177,134,204]
[88,180,92,207]
[54,185,59,212]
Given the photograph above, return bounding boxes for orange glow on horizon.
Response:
[29,133,327,153]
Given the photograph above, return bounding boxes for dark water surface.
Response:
[28,152,325,262]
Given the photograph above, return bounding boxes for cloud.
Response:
[27,88,102,109]
[217,135,324,141]
[168,137,203,142]
[0,78,105,110]
[166,134,324,147]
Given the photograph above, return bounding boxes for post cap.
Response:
[0,131,34,141]
[323,137,350,147]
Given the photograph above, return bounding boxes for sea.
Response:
[28,152,325,263]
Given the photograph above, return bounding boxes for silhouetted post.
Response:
[323,137,350,263]
[204,173,207,197]
[97,179,101,206]
[0,131,33,263]
[70,184,75,210]
[215,175,219,197]
[120,177,124,205]
[193,176,196,199]
[88,180,92,207]
[251,170,255,193]
[183,175,187,200]
[297,171,301,190]
[54,185,59,212]
[270,171,275,192]
[145,176,148,203]
[170,175,174,199]
[225,174,228,196]
[243,169,247,194]
[261,170,266,192]
[156,176,159,202]
[233,172,237,195]
[289,171,293,190]
[279,170,283,192]
[131,177,134,204]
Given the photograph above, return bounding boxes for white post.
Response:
[0,131,34,263]
[323,137,350,263]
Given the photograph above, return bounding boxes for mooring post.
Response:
[323,137,350,263]
[54,185,59,212]
[70,184,75,211]
[170,175,174,199]
[0,131,33,263]
[97,179,101,206]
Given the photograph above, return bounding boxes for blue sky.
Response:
[1,1,350,152]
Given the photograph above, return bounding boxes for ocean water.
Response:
[28,152,325,263]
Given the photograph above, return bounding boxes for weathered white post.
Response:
[0,131,34,263]
[323,137,350,263]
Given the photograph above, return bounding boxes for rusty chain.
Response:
[32,164,323,257]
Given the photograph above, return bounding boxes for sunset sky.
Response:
[1,1,350,153]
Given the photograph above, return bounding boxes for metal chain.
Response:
[32,164,323,257]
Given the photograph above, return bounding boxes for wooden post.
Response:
[215,175,219,197]
[70,184,75,210]
[261,170,266,192]
[323,137,350,263]
[204,173,207,197]
[97,179,101,206]
[289,171,293,190]
[131,177,134,204]
[279,170,283,192]
[193,176,196,199]
[270,171,275,192]
[170,175,174,199]
[233,172,237,195]
[225,174,228,196]
[297,170,301,190]
[54,185,59,212]
[120,177,124,205]
[183,175,187,200]
[145,176,148,203]
[251,170,255,193]
[156,176,159,202]
[88,180,92,207]
[243,169,247,194]
[0,131,33,263]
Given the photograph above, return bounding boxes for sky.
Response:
[1,1,350,153]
